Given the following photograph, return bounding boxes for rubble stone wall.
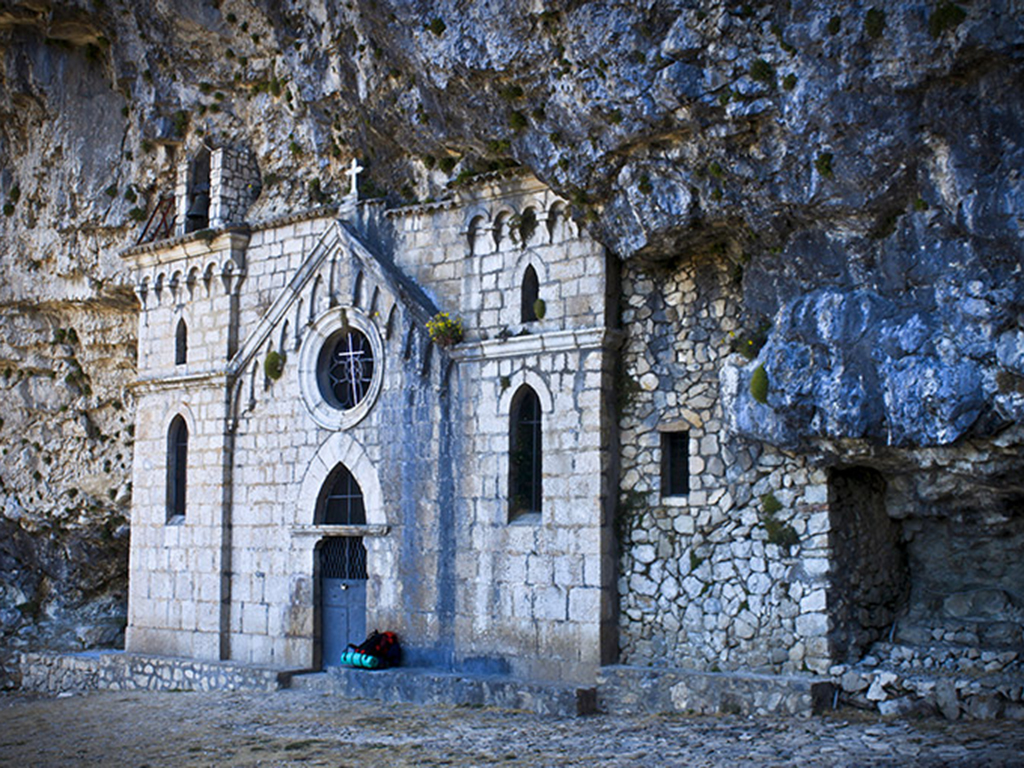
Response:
[616,254,833,675]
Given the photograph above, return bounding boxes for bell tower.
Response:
[174,146,261,236]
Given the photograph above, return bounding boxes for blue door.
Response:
[320,537,367,667]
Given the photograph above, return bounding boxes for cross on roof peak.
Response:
[345,157,364,198]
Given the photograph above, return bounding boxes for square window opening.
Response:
[661,431,690,497]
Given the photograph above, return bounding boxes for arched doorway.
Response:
[316,463,368,667]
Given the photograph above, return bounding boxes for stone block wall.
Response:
[209,147,261,228]
[124,230,248,662]
[450,334,619,682]
[386,173,607,343]
[124,172,618,682]
[616,254,834,674]
[382,175,618,681]
[224,214,446,668]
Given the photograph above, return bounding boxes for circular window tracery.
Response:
[318,328,375,410]
[299,307,384,430]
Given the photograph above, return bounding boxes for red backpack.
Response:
[350,630,401,669]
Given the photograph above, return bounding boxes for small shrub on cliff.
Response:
[509,111,528,131]
[764,515,799,552]
[864,8,886,39]
[929,2,967,37]
[760,493,799,552]
[814,152,834,179]
[498,84,524,101]
[729,322,770,360]
[2,203,13,217]
[128,207,147,222]
[782,73,798,91]
[426,18,446,36]
[749,58,775,87]
[172,110,189,137]
[827,15,841,35]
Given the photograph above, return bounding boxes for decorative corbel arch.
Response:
[491,204,519,252]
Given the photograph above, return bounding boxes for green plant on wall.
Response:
[760,492,799,553]
[750,364,769,403]
[729,321,770,360]
[264,350,285,380]
[616,487,648,542]
[533,298,546,320]
[426,311,464,348]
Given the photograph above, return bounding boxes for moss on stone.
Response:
[750,364,769,403]
[264,350,285,380]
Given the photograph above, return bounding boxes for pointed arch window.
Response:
[166,416,188,521]
[509,386,542,520]
[316,463,366,525]
[521,265,539,323]
[175,318,187,365]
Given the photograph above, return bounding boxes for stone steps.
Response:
[288,666,597,717]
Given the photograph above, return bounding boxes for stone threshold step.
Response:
[288,666,598,717]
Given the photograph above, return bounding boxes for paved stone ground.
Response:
[1,689,1022,767]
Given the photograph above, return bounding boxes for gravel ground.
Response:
[0,689,1021,767]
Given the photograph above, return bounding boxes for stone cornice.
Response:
[120,228,251,268]
[383,198,459,218]
[290,524,391,538]
[129,370,230,394]
[249,205,339,232]
[450,327,623,362]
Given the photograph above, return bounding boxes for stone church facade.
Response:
[121,145,983,696]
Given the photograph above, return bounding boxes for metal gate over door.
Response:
[320,537,367,667]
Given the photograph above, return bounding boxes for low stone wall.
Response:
[831,642,1024,720]
[597,665,833,717]
[19,650,291,694]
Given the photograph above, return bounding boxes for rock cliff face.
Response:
[0,0,1021,679]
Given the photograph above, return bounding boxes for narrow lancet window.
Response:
[509,386,542,520]
[175,318,187,365]
[166,416,188,520]
[521,265,539,323]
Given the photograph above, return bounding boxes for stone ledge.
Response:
[290,666,598,717]
[597,665,834,718]
[19,650,298,694]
